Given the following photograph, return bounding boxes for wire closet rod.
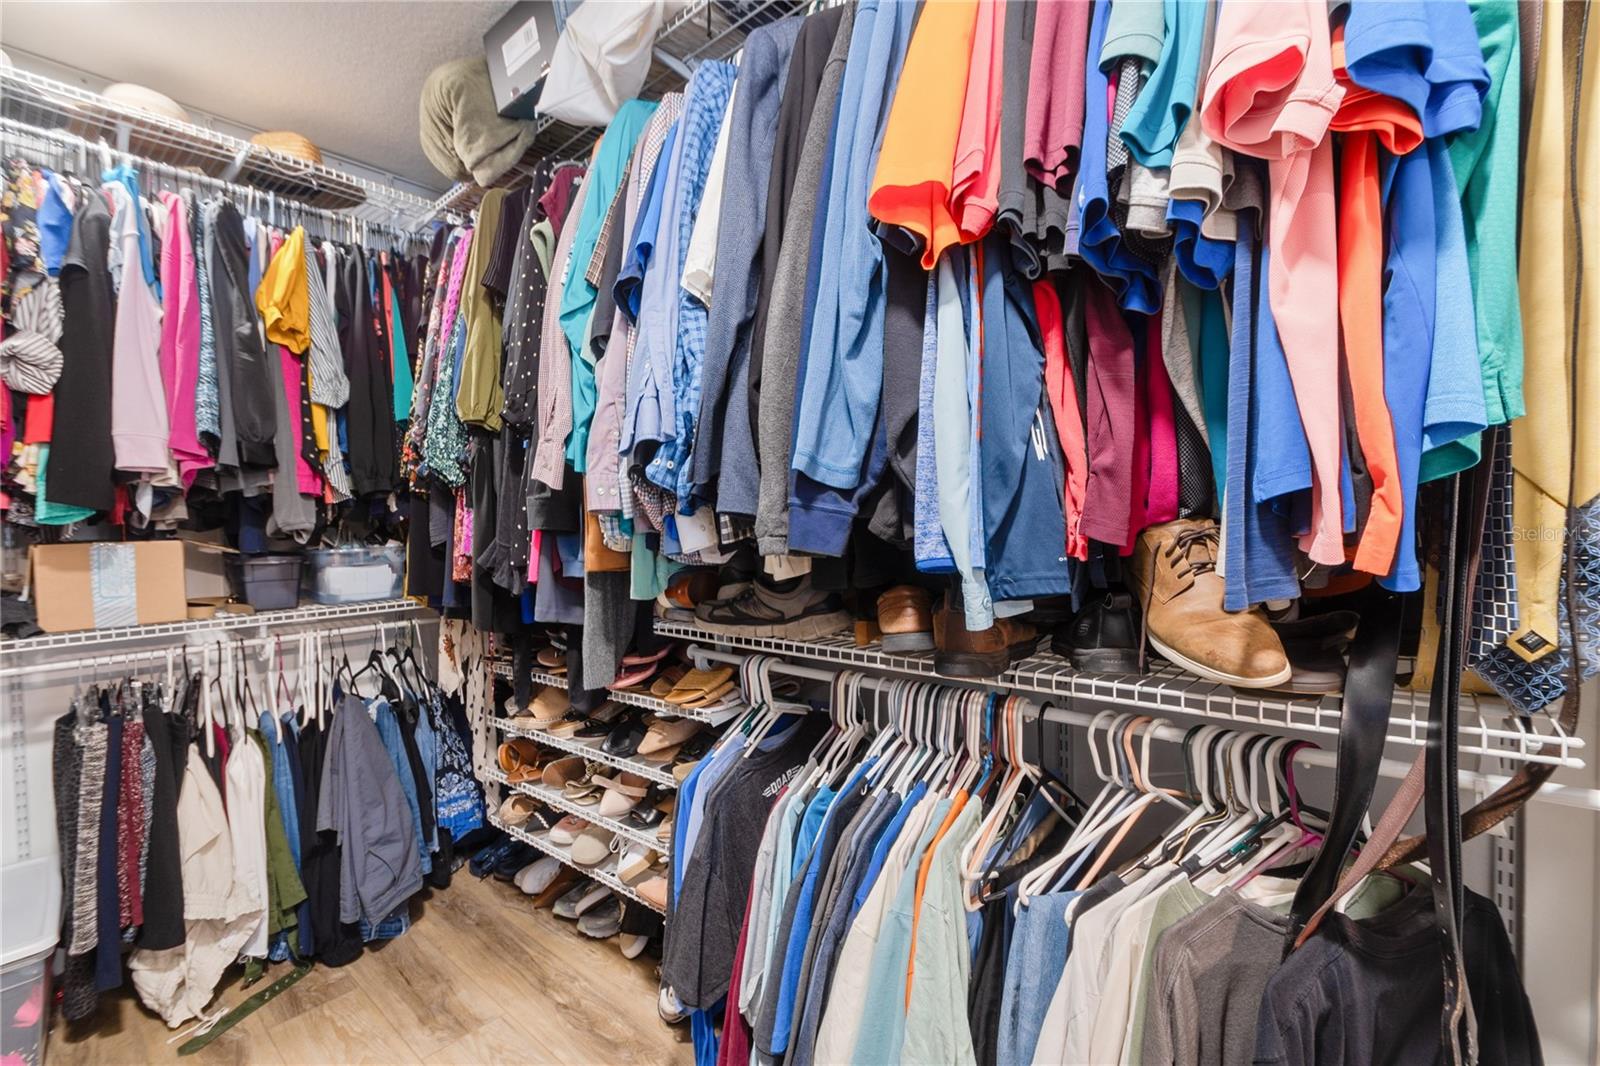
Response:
[0,618,426,680]
[686,645,1600,814]
[0,118,425,244]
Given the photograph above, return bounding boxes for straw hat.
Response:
[250,130,323,166]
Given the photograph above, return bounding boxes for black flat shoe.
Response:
[602,714,647,757]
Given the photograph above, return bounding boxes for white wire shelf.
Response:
[484,765,668,854]
[489,658,742,724]
[3,599,433,655]
[492,715,678,789]
[1,67,437,232]
[485,809,663,914]
[415,0,804,227]
[654,621,1586,771]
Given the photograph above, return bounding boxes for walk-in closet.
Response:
[0,1,1595,1064]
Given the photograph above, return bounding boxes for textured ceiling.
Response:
[1,0,512,193]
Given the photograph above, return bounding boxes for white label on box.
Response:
[501,14,542,74]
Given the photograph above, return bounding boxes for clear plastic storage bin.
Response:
[305,545,405,604]
[224,554,305,610]
[2,858,61,1066]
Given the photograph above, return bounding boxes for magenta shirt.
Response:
[1143,313,1179,530]
[158,192,211,487]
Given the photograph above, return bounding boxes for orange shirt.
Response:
[1330,29,1423,575]
[903,789,968,1007]
[869,0,979,268]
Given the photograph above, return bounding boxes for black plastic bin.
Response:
[224,554,305,611]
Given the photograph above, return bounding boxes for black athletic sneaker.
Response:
[694,576,851,639]
[1051,591,1144,673]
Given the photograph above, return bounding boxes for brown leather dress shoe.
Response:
[877,585,934,652]
[1129,519,1292,688]
[932,598,1040,678]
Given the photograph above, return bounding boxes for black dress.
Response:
[43,189,117,511]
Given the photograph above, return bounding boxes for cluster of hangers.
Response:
[71,619,435,757]
[999,714,1334,909]
[0,117,426,249]
[714,655,1355,916]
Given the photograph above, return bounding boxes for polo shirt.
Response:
[1202,0,1346,566]
[1417,142,1488,484]
[1343,0,1489,139]
[1121,0,1207,168]
[868,0,978,268]
[1223,223,1301,611]
[1375,146,1435,593]
[1448,0,1523,427]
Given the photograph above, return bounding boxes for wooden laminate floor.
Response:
[46,873,694,1066]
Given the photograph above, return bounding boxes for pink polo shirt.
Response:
[950,0,1006,242]
[1201,0,1346,565]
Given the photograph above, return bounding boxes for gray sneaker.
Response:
[694,577,850,639]
[576,895,622,938]
[552,879,608,919]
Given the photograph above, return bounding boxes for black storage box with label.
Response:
[485,1,564,119]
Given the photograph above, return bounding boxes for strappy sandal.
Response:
[498,738,546,784]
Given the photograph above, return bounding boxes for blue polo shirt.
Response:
[1344,0,1489,138]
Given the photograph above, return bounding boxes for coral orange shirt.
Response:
[1331,28,1423,576]
[869,0,979,268]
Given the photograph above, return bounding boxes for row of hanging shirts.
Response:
[655,660,1539,1066]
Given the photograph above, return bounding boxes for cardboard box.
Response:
[30,542,193,633]
[484,1,563,118]
[180,540,235,601]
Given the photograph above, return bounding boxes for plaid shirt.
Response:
[641,60,738,506]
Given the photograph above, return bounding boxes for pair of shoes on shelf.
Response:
[694,575,850,640]
[553,879,622,937]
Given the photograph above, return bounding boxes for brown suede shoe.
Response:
[932,598,1040,678]
[877,585,934,653]
[1129,519,1292,688]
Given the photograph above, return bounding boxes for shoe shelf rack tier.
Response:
[492,715,678,790]
[651,621,1586,773]
[483,765,666,854]
[488,658,737,724]
[485,805,663,914]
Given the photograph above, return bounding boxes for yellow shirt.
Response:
[255,226,310,354]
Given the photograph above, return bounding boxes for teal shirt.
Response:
[389,285,414,419]
[557,98,658,467]
[1121,0,1208,168]
[1448,0,1524,427]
